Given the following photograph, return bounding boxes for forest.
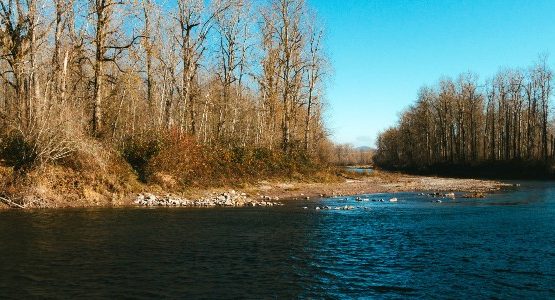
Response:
[374,57,555,178]
[0,0,336,199]
[331,144,373,166]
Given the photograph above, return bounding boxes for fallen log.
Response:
[0,196,25,209]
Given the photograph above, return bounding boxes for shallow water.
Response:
[344,167,374,174]
[1,182,555,299]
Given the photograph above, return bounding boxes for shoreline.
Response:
[0,171,512,210]
[243,172,512,202]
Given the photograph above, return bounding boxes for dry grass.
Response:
[0,138,143,208]
[0,122,341,208]
[0,132,338,208]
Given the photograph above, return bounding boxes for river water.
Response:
[1,182,554,299]
[345,166,374,174]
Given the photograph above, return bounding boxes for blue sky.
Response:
[308,0,555,147]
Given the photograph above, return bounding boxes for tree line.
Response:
[0,0,330,171]
[374,57,554,173]
[331,144,373,166]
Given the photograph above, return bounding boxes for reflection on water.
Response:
[1,182,555,298]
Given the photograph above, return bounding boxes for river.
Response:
[1,181,554,299]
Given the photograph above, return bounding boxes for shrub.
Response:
[121,135,163,182]
[0,131,38,171]
[231,146,248,164]
[145,134,207,185]
[0,124,78,172]
[57,138,112,172]
[0,100,82,172]
[121,130,329,188]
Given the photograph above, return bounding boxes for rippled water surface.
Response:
[1,182,555,299]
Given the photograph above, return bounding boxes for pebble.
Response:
[134,191,284,208]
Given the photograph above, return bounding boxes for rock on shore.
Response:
[134,190,283,208]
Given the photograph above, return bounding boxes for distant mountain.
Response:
[356,146,374,151]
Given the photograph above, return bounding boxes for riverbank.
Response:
[0,168,511,209]
[240,171,511,201]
